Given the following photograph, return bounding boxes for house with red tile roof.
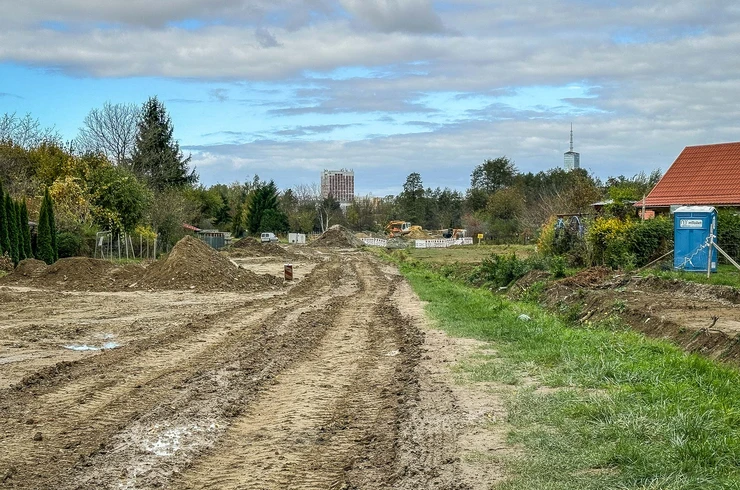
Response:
[637,142,740,214]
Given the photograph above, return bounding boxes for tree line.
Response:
[1,101,662,263]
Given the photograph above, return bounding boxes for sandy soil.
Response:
[0,246,507,489]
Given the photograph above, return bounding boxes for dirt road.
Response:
[0,247,500,489]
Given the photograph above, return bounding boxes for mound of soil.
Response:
[13,258,48,277]
[1,257,143,291]
[229,237,296,259]
[406,228,431,239]
[139,236,282,291]
[310,225,364,248]
[0,254,14,272]
[555,266,613,288]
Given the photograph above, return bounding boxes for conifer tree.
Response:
[36,192,54,264]
[20,200,32,259]
[5,194,19,264]
[0,182,9,256]
[15,201,26,261]
[45,188,58,261]
[131,96,197,191]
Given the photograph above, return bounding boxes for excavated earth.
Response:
[517,267,740,364]
[0,241,505,489]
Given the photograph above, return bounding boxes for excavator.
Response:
[385,220,412,238]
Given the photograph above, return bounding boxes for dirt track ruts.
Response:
[0,252,428,489]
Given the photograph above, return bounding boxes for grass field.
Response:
[396,256,740,489]
[406,244,535,264]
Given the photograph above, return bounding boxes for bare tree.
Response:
[76,102,139,165]
[0,112,60,148]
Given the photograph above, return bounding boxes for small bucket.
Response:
[284,263,293,280]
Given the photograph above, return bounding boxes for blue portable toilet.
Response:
[673,206,717,272]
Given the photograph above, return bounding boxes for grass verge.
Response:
[400,260,740,489]
[642,263,740,289]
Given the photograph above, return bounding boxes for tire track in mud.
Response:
[171,258,422,490]
[0,257,354,489]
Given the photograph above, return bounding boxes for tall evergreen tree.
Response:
[36,191,54,264]
[131,97,197,191]
[247,181,285,234]
[45,188,58,261]
[0,182,8,256]
[15,201,25,260]
[5,194,19,264]
[20,200,32,259]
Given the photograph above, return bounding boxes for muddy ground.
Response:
[0,244,505,489]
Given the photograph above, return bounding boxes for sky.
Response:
[1,0,739,197]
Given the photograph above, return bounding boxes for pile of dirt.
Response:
[509,270,551,298]
[229,237,295,258]
[13,258,48,277]
[139,235,282,291]
[0,254,15,273]
[1,257,143,291]
[555,266,613,288]
[310,225,364,248]
[1,237,283,292]
[406,226,431,239]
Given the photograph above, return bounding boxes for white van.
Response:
[260,232,278,243]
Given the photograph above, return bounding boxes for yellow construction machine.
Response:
[385,220,412,238]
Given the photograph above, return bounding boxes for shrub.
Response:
[587,217,634,269]
[472,253,550,288]
[627,216,673,266]
[717,209,740,263]
[550,255,566,278]
[56,231,83,258]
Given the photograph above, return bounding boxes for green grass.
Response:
[643,264,740,289]
[406,244,535,264]
[400,262,740,489]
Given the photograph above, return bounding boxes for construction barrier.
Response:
[414,237,474,248]
[361,237,388,247]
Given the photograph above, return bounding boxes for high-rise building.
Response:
[320,169,355,203]
[564,124,580,171]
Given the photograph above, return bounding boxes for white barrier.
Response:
[361,237,388,247]
[414,237,474,248]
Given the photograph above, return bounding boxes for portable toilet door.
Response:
[673,206,717,272]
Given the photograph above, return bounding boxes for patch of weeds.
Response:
[519,281,546,303]
[612,299,627,313]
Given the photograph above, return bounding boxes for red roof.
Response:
[640,142,740,207]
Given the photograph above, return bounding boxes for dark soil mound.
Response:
[310,225,363,248]
[229,237,295,258]
[140,235,282,291]
[0,254,14,273]
[13,258,48,277]
[556,266,613,288]
[1,257,143,291]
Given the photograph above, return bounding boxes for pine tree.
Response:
[15,201,26,261]
[131,96,197,191]
[0,182,9,256]
[5,194,19,264]
[37,191,55,264]
[20,200,33,259]
[45,188,58,261]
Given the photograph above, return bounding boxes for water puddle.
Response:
[63,342,121,351]
[63,333,122,351]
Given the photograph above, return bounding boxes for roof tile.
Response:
[642,142,740,207]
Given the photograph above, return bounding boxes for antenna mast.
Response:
[569,123,574,152]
